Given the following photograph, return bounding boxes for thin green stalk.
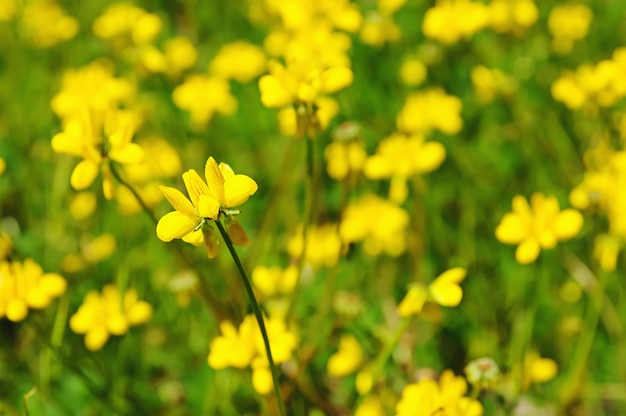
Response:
[215,220,287,416]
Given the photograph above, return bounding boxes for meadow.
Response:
[1,0,626,414]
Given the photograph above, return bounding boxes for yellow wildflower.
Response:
[0,0,18,22]
[70,284,153,351]
[92,3,161,46]
[422,0,489,45]
[355,396,385,416]
[488,0,539,34]
[278,96,339,137]
[19,0,78,48]
[286,223,342,269]
[69,192,98,220]
[397,267,467,317]
[496,193,583,264]
[359,0,406,46]
[396,89,463,135]
[364,133,446,203]
[163,36,198,78]
[209,41,267,83]
[252,265,298,298]
[324,138,367,180]
[471,65,517,103]
[548,4,592,55]
[399,57,427,87]
[0,258,66,322]
[327,334,364,377]
[156,156,257,257]
[395,370,483,416]
[522,351,557,390]
[172,75,237,128]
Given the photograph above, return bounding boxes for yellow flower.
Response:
[488,0,539,34]
[495,193,584,264]
[327,334,364,377]
[286,223,342,269]
[395,370,483,416]
[172,75,237,128]
[19,0,78,48]
[163,36,198,78]
[70,284,152,351]
[364,132,446,203]
[359,0,406,46]
[252,265,298,298]
[397,267,467,317]
[156,157,257,256]
[523,351,557,389]
[324,139,367,180]
[396,89,463,135]
[355,396,385,416]
[471,65,517,103]
[422,0,489,45]
[209,41,267,83]
[399,57,427,87]
[548,4,592,55]
[0,156,6,175]
[0,258,66,322]
[0,0,18,22]
[92,3,161,45]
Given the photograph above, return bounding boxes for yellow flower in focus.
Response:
[523,351,557,389]
[397,268,467,317]
[548,4,592,55]
[209,41,267,83]
[19,0,78,48]
[327,334,364,377]
[252,265,298,298]
[488,0,539,34]
[286,223,342,269]
[156,157,257,256]
[51,109,145,199]
[396,89,463,135]
[0,258,66,322]
[495,193,583,264]
[364,133,446,203]
[70,284,152,351]
[173,75,237,128]
[339,194,409,256]
[422,0,489,45]
[395,370,483,416]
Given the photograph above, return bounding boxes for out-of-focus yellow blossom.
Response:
[173,75,237,128]
[324,139,367,180]
[340,194,409,256]
[552,48,626,110]
[360,0,406,46]
[397,268,467,317]
[496,193,583,264]
[162,36,198,78]
[51,60,135,120]
[364,133,446,203]
[488,0,538,34]
[259,59,353,108]
[51,109,145,199]
[422,0,489,45]
[0,156,5,175]
[593,233,621,272]
[93,3,161,46]
[156,157,257,256]
[399,58,427,87]
[69,192,98,220]
[396,89,463,135]
[548,4,592,55]
[278,96,339,137]
[522,351,557,389]
[19,0,78,48]
[286,223,342,269]
[81,234,116,264]
[471,65,517,103]
[0,258,66,322]
[209,41,267,83]
[0,0,18,22]
[355,396,385,416]
[327,334,364,377]
[252,265,298,298]
[208,314,297,395]
[395,370,483,416]
[0,233,12,260]
[70,284,152,351]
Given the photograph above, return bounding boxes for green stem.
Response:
[215,220,287,416]
[370,317,411,384]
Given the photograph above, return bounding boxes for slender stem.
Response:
[215,219,287,416]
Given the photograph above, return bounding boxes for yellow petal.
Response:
[434,267,467,284]
[320,67,353,94]
[85,326,109,351]
[159,185,196,217]
[127,301,153,325]
[182,169,210,208]
[530,358,558,383]
[6,299,28,322]
[252,366,273,395]
[554,209,583,240]
[205,157,225,204]
[415,141,446,173]
[156,211,198,242]
[223,175,258,208]
[363,155,392,179]
[109,142,145,164]
[259,74,293,108]
[515,239,540,264]
[198,195,220,219]
[495,214,526,244]
[183,229,205,246]
[429,282,463,307]
[397,285,428,317]
[70,160,100,191]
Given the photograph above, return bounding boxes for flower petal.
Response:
[205,157,225,204]
[109,142,145,164]
[198,195,220,219]
[554,209,583,240]
[495,214,526,244]
[182,169,210,208]
[159,186,196,217]
[224,174,258,208]
[415,141,446,173]
[434,267,467,284]
[70,160,100,191]
[515,239,540,264]
[430,282,463,307]
[397,285,428,317]
[156,211,198,242]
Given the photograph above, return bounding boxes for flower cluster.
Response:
[0,258,67,322]
[548,4,593,55]
[69,284,153,351]
[208,314,298,395]
[18,0,78,48]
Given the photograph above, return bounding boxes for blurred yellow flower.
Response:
[593,233,621,272]
[156,157,257,256]
[488,0,538,34]
[93,3,161,45]
[399,58,427,87]
[471,65,517,103]
[209,41,267,83]
[286,223,342,269]
[0,156,5,175]
[163,36,198,78]
[327,334,364,377]
[20,0,78,48]
[70,284,152,351]
[359,0,405,46]
[355,396,385,416]
[172,75,237,128]
[495,193,583,264]
[397,267,467,317]
[548,4,592,55]
[252,265,298,298]
[81,233,116,263]
[395,370,483,416]
[422,0,489,45]
[0,258,66,322]
[396,89,463,135]
[523,351,557,389]
[69,192,98,220]
[364,132,446,203]
[278,96,339,137]
[324,139,367,180]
